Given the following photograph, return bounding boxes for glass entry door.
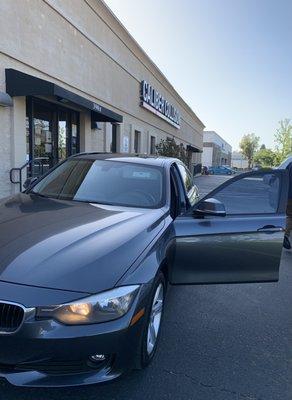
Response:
[57,109,79,162]
[26,98,80,177]
[31,101,55,176]
[58,110,68,162]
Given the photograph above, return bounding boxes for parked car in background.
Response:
[252,165,262,171]
[201,166,209,175]
[0,153,288,387]
[208,166,237,175]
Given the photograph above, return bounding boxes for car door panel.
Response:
[170,215,285,284]
[169,170,288,285]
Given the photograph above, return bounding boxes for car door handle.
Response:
[257,225,284,233]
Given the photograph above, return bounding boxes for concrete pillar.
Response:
[0,104,12,197]
[116,124,121,153]
[102,122,107,152]
[91,124,104,151]
[79,111,91,152]
[105,122,112,152]
[10,96,26,194]
[143,130,150,154]
[129,124,134,153]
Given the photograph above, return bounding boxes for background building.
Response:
[202,131,232,167]
[231,151,249,170]
[0,0,204,198]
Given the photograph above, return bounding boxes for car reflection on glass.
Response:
[208,166,237,175]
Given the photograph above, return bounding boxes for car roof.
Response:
[278,155,292,169]
[71,152,180,167]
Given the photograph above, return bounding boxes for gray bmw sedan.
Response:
[0,153,288,387]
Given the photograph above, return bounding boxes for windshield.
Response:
[31,158,165,208]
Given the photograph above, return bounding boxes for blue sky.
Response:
[104,0,292,150]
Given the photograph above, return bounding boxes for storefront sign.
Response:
[140,81,180,129]
[92,103,102,113]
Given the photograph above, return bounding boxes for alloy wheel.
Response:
[146,283,164,355]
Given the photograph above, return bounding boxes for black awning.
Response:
[187,144,202,153]
[5,69,123,124]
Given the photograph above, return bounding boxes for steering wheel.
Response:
[115,190,156,206]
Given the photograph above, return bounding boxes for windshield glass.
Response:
[31,158,165,208]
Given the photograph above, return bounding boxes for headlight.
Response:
[36,285,140,325]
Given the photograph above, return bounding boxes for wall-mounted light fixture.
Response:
[0,91,13,107]
[91,120,103,130]
[56,96,69,104]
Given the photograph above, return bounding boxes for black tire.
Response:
[139,272,166,368]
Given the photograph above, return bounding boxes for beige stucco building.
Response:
[202,131,232,167]
[0,0,204,198]
[231,151,249,170]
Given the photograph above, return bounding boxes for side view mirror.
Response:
[193,198,226,217]
[23,176,38,189]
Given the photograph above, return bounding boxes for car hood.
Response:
[0,193,165,293]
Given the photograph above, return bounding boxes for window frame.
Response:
[171,163,188,212]
[170,166,183,219]
[176,161,197,207]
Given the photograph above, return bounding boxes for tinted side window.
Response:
[177,164,193,192]
[213,174,280,214]
[177,163,198,206]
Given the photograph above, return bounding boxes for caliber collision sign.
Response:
[140,81,180,129]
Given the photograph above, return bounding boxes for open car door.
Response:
[169,170,288,284]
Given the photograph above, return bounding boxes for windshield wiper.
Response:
[29,191,52,199]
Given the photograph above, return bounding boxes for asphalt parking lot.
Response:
[0,175,291,400]
[195,174,231,198]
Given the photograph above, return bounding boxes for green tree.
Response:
[254,147,277,167]
[239,133,260,169]
[274,119,292,163]
[156,137,189,165]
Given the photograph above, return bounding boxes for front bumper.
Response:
[0,284,149,387]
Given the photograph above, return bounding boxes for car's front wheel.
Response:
[139,272,166,368]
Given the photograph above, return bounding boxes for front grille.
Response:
[0,358,110,376]
[16,360,98,375]
[0,302,24,333]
